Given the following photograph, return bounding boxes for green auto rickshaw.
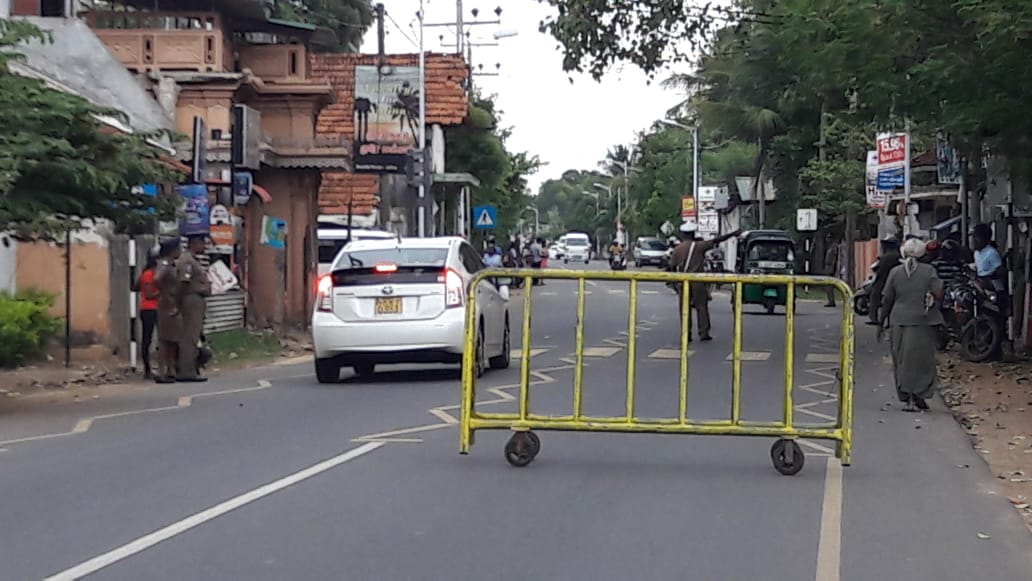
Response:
[733,230,796,314]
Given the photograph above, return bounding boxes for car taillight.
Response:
[444,268,463,308]
[317,275,333,312]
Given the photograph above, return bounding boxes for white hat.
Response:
[679,222,697,233]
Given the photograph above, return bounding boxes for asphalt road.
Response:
[1,261,1031,580]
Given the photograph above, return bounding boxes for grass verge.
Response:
[207,330,282,367]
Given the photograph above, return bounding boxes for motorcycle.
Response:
[852,261,878,317]
[609,250,628,270]
[938,267,1005,362]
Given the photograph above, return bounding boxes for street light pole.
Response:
[660,118,699,204]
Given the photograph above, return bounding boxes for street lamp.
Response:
[582,191,602,255]
[593,182,624,244]
[660,118,699,201]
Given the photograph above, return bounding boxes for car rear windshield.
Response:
[318,241,345,264]
[566,238,589,247]
[331,248,449,285]
[641,240,666,250]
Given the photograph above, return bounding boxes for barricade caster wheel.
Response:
[770,439,805,476]
[504,432,539,467]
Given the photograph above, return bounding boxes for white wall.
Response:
[0,0,10,18]
[0,233,16,294]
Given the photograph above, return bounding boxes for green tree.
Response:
[272,0,374,53]
[445,93,541,236]
[0,19,179,240]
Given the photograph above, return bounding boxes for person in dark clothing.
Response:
[823,233,840,307]
[868,236,901,326]
[667,223,741,341]
[931,239,964,287]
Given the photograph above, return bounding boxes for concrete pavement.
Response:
[1,262,1030,580]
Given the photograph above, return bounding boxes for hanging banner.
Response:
[876,133,907,167]
[936,135,962,185]
[681,195,696,218]
[866,150,887,209]
[177,184,209,236]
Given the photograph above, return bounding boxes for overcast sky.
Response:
[358,0,687,194]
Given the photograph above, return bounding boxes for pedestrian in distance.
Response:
[483,235,503,268]
[667,222,741,342]
[176,234,212,383]
[823,232,840,308]
[134,246,161,379]
[153,239,182,384]
[530,237,545,286]
[877,237,945,412]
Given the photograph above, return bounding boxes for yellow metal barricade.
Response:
[460,269,854,475]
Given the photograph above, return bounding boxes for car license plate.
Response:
[375,297,402,315]
[763,288,779,298]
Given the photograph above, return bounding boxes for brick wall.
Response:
[310,53,469,215]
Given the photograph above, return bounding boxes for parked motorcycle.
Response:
[938,267,1005,362]
[852,261,878,317]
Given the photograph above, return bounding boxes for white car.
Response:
[316,226,396,277]
[312,237,510,382]
[563,234,591,264]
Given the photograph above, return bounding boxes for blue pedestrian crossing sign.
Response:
[473,205,497,230]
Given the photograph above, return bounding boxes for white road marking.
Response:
[510,348,548,360]
[648,348,693,359]
[581,347,622,358]
[815,458,843,581]
[805,353,841,364]
[44,442,385,581]
[607,289,625,294]
[642,290,659,295]
[725,351,772,361]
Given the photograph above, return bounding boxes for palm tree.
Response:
[353,97,375,142]
[389,81,421,146]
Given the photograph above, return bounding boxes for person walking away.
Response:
[153,240,182,384]
[176,235,211,382]
[530,238,545,286]
[878,238,945,411]
[868,235,901,326]
[667,223,741,341]
[135,248,161,379]
[972,223,1008,316]
[822,233,840,308]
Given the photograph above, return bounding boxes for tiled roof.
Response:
[318,172,379,215]
[310,52,469,215]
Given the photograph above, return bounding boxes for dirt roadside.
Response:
[0,333,312,405]
[939,355,1032,532]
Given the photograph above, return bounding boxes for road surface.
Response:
[1,262,1030,580]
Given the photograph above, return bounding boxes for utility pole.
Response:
[757,138,766,229]
[375,3,385,61]
[692,126,699,199]
[903,119,912,237]
[417,0,427,237]
[456,0,464,55]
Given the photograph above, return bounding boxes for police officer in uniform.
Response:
[153,239,182,384]
[176,235,211,382]
[667,222,740,341]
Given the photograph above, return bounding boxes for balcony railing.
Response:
[84,11,230,73]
